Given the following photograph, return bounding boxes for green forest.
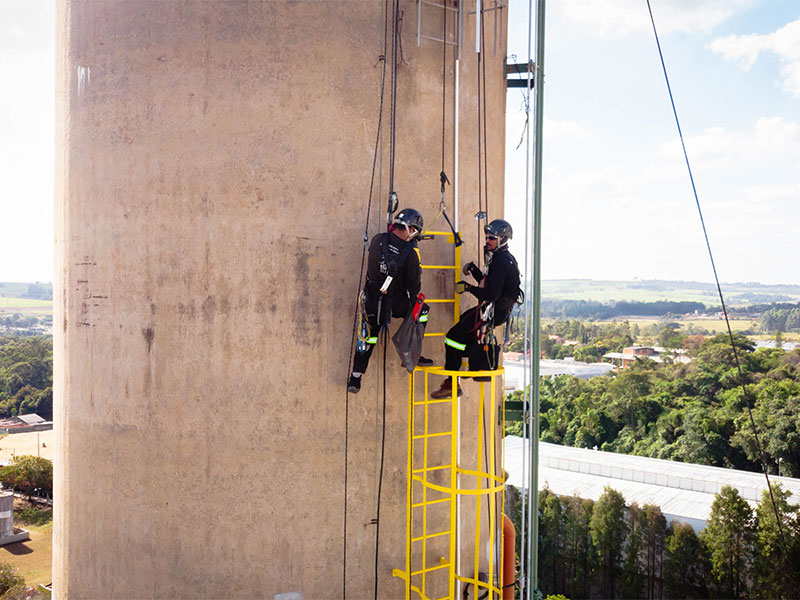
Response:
[0,337,52,420]
[510,483,800,599]
[507,333,800,477]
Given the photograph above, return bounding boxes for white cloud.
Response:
[709,18,800,98]
[556,0,754,37]
[660,117,800,170]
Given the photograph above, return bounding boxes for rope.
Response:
[441,0,447,175]
[387,0,401,227]
[476,39,483,269]
[373,325,390,600]
[373,4,400,594]
[480,8,489,221]
[343,0,391,595]
[645,0,791,559]
[519,0,535,595]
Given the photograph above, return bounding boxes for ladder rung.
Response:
[420,34,459,47]
[412,464,452,474]
[411,530,451,542]
[412,431,452,440]
[421,265,458,270]
[413,398,452,406]
[425,299,456,304]
[423,332,446,337]
[421,0,459,13]
[410,561,450,577]
[411,497,451,509]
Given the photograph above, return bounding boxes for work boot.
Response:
[417,355,434,366]
[430,378,463,399]
[347,375,361,394]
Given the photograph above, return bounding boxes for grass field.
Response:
[0,500,52,588]
[542,279,800,306]
[597,317,759,334]
[0,298,52,310]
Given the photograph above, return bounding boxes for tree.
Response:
[620,503,644,599]
[0,563,24,596]
[663,522,705,599]
[0,455,53,499]
[590,487,628,598]
[701,485,754,598]
[562,495,596,600]
[539,489,566,595]
[641,504,666,600]
[752,484,800,599]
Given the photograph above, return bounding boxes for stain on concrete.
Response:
[202,295,216,322]
[142,327,155,352]
[293,242,311,336]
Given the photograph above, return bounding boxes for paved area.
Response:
[0,431,52,463]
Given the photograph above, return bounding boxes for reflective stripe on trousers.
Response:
[445,337,467,351]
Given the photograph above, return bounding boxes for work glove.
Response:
[455,280,473,295]
[462,261,483,281]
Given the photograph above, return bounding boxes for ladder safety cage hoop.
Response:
[393,365,507,600]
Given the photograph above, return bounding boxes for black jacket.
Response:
[466,246,521,325]
[364,232,421,318]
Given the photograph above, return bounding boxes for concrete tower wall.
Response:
[55,1,508,597]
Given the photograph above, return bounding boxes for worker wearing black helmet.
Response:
[430,218,521,399]
[348,208,433,394]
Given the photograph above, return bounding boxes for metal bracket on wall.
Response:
[506,60,535,89]
[417,0,462,59]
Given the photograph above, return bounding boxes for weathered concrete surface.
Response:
[54,1,508,597]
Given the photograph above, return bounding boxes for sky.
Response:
[504,0,800,284]
[0,1,798,284]
[0,0,54,283]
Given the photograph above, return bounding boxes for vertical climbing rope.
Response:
[343,0,392,596]
[645,0,790,560]
[373,4,401,597]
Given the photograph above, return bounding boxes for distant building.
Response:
[505,438,800,531]
[602,345,691,369]
[0,414,52,434]
[502,355,615,390]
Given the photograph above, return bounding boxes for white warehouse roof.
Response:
[504,437,800,531]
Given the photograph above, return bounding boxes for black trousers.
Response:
[444,307,482,371]
[352,298,429,375]
[352,314,383,374]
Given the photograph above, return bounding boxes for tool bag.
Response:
[468,341,501,380]
[392,297,429,373]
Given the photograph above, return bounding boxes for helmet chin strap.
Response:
[391,222,418,240]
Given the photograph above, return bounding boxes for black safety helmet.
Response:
[393,208,424,238]
[484,219,512,247]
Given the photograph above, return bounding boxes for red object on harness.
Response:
[411,293,425,321]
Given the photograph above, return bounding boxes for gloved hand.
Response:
[455,280,472,295]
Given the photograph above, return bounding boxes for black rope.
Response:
[646,0,790,558]
[476,39,483,269]
[387,0,401,227]
[373,325,390,600]
[374,4,400,593]
[441,0,447,174]
[480,7,489,221]
[343,1,391,596]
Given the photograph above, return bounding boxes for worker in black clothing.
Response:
[348,208,433,394]
[430,219,521,399]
